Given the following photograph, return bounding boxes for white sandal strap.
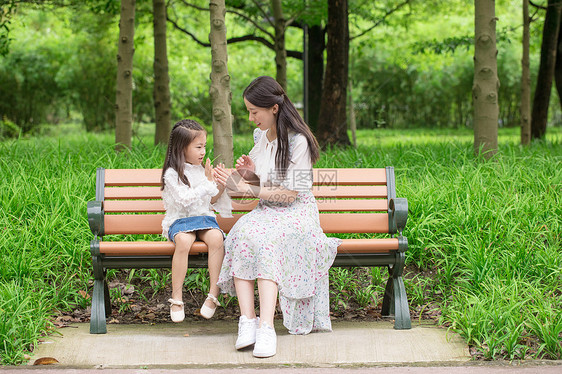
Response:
[205,293,220,306]
[168,298,184,306]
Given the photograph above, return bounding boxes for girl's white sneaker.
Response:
[253,322,277,358]
[200,293,220,319]
[235,315,259,349]
[168,298,185,323]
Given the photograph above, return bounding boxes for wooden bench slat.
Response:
[104,185,388,200]
[104,168,388,186]
[98,238,399,256]
[103,199,389,213]
[104,213,389,235]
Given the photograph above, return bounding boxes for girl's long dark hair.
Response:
[243,76,319,178]
[161,119,206,190]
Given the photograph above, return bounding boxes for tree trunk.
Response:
[521,0,531,145]
[115,0,136,152]
[316,0,350,147]
[271,0,287,91]
[153,0,171,146]
[473,0,498,158]
[531,0,562,140]
[306,25,324,133]
[209,0,233,166]
[349,78,357,147]
[554,3,562,116]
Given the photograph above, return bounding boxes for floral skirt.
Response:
[217,191,341,334]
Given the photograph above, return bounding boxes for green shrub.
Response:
[0,117,20,139]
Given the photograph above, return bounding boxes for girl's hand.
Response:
[204,158,214,182]
[235,155,255,172]
[212,163,229,188]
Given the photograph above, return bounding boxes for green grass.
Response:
[1,125,561,364]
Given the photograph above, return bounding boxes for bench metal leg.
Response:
[381,252,411,330]
[90,254,107,334]
[90,279,107,334]
[104,278,111,318]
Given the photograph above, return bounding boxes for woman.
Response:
[218,76,340,358]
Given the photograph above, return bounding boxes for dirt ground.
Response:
[54,268,440,329]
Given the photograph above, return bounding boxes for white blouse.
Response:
[161,163,232,239]
[248,128,313,192]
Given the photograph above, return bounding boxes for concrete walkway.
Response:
[26,320,471,368]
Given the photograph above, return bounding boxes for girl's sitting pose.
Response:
[218,76,341,358]
[161,119,231,323]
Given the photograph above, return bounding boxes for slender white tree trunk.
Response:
[153,0,171,146]
[521,0,531,145]
[473,0,498,158]
[209,0,233,166]
[115,0,136,152]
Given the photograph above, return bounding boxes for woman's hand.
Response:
[235,155,255,172]
[212,162,229,188]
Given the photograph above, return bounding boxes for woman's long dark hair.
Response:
[243,76,319,178]
[161,119,206,190]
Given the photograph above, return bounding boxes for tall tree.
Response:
[271,0,287,90]
[153,0,172,145]
[316,0,350,147]
[531,0,562,140]
[209,0,233,166]
[521,0,531,145]
[115,0,136,151]
[304,24,325,132]
[554,3,562,116]
[473,0,498,158]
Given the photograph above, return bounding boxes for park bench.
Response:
[87,167,410,334]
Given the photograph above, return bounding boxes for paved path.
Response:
[26,321,469,367]
[7,320,560,373]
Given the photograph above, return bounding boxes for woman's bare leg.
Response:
[257,278,278,327]
[234,277,257,319]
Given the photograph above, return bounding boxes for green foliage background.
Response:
[1,0,561,137]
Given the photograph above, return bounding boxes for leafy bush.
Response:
[0,117,20,139]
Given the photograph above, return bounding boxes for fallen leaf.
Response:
[184,333,190,337]
[123,285,135,295]
[33,357,59,365]
[79,290,91,299]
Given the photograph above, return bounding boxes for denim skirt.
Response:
[168,215,224,243]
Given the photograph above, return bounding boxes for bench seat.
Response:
[88,167,410,334]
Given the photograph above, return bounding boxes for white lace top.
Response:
[248,128,313,192]
[161,163,232,239]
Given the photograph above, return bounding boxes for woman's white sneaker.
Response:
[235,315,259,350]
[253,322,277,358]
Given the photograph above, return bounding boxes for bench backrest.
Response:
[92,167,398,237]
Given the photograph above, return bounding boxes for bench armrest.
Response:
[389,197,408,235]
[87,200,104,236]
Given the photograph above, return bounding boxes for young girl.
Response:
[218,76,341,358]
[161,119,232,322]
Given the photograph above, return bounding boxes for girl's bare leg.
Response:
[171,232,196,313]
[198,228,225,308]
[257,278,278,327]
[234,277,257,319]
